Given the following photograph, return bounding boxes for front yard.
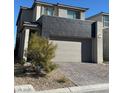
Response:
[14,62,109,91]
[14,67,76,91]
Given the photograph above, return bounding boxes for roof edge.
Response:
[86,12,109,20]
[34,1,89,11]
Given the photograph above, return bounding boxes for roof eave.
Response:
[86,12,109,20]
[34,1,89,11]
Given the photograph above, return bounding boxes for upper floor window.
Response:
[103,15,109,27]
[67,10,80,19]
[42,7,54,16]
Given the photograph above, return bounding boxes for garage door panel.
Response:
[51,40,81,62]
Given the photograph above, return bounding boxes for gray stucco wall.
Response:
[37,15,94,39]
[103,28,109,61]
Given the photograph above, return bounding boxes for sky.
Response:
[14,0,109,43]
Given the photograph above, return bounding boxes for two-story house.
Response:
[15,1,105,63]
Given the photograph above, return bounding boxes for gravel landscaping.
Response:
[14,68,76,91]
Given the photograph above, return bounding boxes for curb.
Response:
[17,83,109,93]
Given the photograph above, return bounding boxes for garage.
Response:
[39,15,94,63]
[51,40,81,62]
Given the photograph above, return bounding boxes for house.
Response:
[87,12,109,61]
[15,1,108,63]
[86,12,109,28]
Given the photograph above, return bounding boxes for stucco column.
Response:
[36,5,41,20]
[97,22,103,63]
[23,28,30,61]
[80,12,85,20]
[92,22,103,63]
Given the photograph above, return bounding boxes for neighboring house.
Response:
[15,1,107,63]
[86,12,109,28]
[87,12,109,61]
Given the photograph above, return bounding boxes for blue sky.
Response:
[14,0,109,43]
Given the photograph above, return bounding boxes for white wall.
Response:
[80,11,85,20]
[22,29,30,61]
[35,5,41,20]
[58,8,68,18]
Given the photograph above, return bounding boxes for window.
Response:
[103,15,109,27]
[67,10,76,19]
[42,7,54,16]
[67,10,80,19]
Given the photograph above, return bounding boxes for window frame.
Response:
[103,15,109,27]
[67,10,80,19]
[42,6,54,16]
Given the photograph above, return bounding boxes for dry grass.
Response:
[56,76,69,83]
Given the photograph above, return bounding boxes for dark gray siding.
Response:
[37,15,94,39]
[103,28,109,61]
[36,15,95,62]
[21,9,33,23]
[81,39,92,62]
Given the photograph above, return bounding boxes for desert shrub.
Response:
[27,33,57,73]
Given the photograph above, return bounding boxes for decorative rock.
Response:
[14,85,35,93]
[24,62,32,67]
[34,66,46,75]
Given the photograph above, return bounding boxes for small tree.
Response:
[28,33,57,73]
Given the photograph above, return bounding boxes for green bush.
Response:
[27,33,57,73]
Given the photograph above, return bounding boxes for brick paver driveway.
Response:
[56,62,109,86]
